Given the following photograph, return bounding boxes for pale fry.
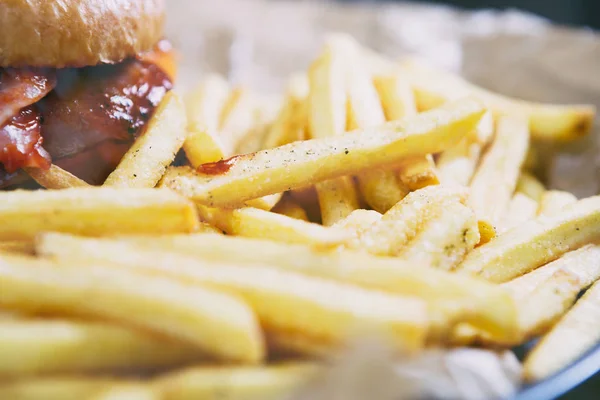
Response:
[516,172,546,201]
[157,363,318,400]
[38,233,517,338]
[456,195,600,282]
[104,92,187,188]
[397,201,480,271]
[196,205,351,247]
[402,58,596,141]
[500,192,539,234]
[315,177,360,226]
[90,383,158,400]
[160,98,486,208]
[245,193,283,211]
[538,190,578,216]
[183,74,231,167]
[333,209,382,236]
[219,87,258,151]
[436,138,482,186]
[469,115,530,228]
[0,318,203,376]
[24,165,89,189]
[373,73,417,121]
[0,253,264,363]
[356,185,469,257]
[397,155,440,191]
[272,194,309,221]
[524,280,600,381]
[0,377,127,400]
[0,187,199,240]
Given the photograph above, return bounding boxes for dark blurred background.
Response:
[340,0,600,29]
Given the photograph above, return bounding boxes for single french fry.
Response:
[0,253,264,363]
[37,233,516,339]
[516,172,546,202]
[89,383,158,400]
[456,195,600,282]
[355,185,469,257]
[0,241,35,254]
[469,115,530,228]
[272,194,309,221]
[401,58,596,141]
[183,74,231,167]
[160,98,486,208]
[0,376,128,400]
[397,155,440,191]
[309,46,360,223]
[500,192,539,234]
[104,92,187,188]
[0,318,203,376]
[523,280,600,381]
[219,88,258,151]
[0,187,199,240]
[24,165,89,189]
[397,201,480,270]
[333,209,382,236]
[436,138,481,186]
[374,72,417,121]
[196,205,351,247]
[245,193,283,211]
[157,363,318,400]
[502,258,564,300]
[39,238,429,352]
[538,190,578,216]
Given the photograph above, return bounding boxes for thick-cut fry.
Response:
[219,87,258,151]
[183,74,231,167]
[89,383,158,400]
[355,185,469,257]
[397,201,480,270]
[37,233,517,338]
[0,253,264,363]
[0,318,203,376]
[0,187,199,240]
[196,205,351,247]
[517,245,600,340]
[516,172,546,201]
[24,165,89,189]
[157,364,318,400]
[161,98,485,208]
[39,239,430,352]
[500,192,539,233]
[0,377,128,400]
[523,280,600,381]
[315,177,360,226]
[272,194,309,221]
[402,58,596,141]
[538,190,577,216]
[502,259,564,300]
[469,115,530,228]
[456,195,600,282]
[104,92,187,188]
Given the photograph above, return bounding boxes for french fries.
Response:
[456,195,600,282]
[0,253,264,362]
[272,194,309,221]
[161,98,485,207]
[0,187,199,240]
[24,165,89,189]
[469,115,530,228]
[0,318,202,376]
[523,280,600,381]
[538,190,578,216]
[219,87,259,151]
[315,177,360,226]
[500,192,539,233]
[104,92,187,188]
[401,57,596,141]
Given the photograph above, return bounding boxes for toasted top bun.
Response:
[0,0,165,67]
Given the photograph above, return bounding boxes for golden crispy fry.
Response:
[196,205,351,247]
[374,72,417,121]
[315,177,360,226]
[0,376,128,400]
[38,233,516,339]
[161,98,485,208]
[219,88,258,151]
[516,172,546,201]
[38,237,429,352]
[500,192,539,233]
[538,190,578,216]
[24,165,89,189]
[523,280,600,381]
[517,245,600,340]
[355,185,469,256]
[157,363,318,400]
[469,115,530,228]
[89,383,158,400]
[397,202,480,270]
[0,241,35,254]
[402,58,596,141]
[0,318,203,376]
[104,92,187,188]
[0,187,199,241]
[183,74,231,167]
[272,194,309,221]
[456,195,600,282]
[0,253,264,363]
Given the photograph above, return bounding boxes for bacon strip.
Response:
[0,69,56,128]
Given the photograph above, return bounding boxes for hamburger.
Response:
[0,0,175,188]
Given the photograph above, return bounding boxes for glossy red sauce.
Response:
[197,156,238,175]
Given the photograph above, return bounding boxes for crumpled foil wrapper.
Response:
[165,1,600,398]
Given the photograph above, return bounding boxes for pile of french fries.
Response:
[0,33,598,399]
